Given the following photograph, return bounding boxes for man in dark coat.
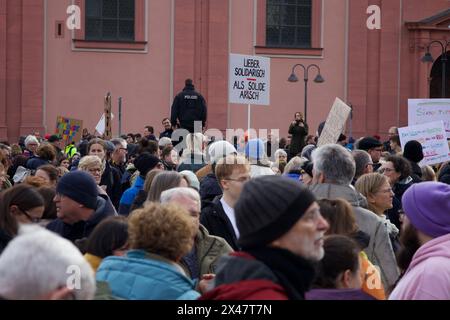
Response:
[47,171,117,242]
[288,112,308,158]
[201,176,329,300]
[171,79,207,133]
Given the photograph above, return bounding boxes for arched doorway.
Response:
[429,51,450,98]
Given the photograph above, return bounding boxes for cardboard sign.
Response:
[55,116,83,144]
[408,99,450,138]
[398,121,450,167]
[229,53,270,105]
[317,98,352,146]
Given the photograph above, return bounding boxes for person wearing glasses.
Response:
[201,154,250,250]
[0,184,45,254]
[355,173,400,253]
[356,137,384,172]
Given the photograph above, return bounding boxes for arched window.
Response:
[429,51,450,98]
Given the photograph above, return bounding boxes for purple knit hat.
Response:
[402,182,450,238]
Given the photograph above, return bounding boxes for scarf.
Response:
[247,246,316,300]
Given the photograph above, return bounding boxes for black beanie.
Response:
[236,175,316,249]
[134,152,160,177]
[403,140,424,163]
[56,171,99,209]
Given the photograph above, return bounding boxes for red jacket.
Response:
[199,252,289,300]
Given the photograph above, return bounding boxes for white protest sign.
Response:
[95,113,114,135]
[229,53,270,105]
[317,98,352,147]
[398,121,450,167]
[408,99,450,138]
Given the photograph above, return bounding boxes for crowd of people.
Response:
[0,112,449,300]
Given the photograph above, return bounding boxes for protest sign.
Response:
[398,120,450,167]
[408,99,450,138]
[55,116,83,144]
[317,98,352,147]
[229,54,270,105]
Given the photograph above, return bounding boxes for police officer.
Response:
[170,79,207,133]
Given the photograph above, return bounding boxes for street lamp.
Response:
[287,64,325,124]
[421,40,450,98]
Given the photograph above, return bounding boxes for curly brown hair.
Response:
[128,203,196,261]
[36,143,56,161]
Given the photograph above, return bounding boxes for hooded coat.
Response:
[389,233,450,300]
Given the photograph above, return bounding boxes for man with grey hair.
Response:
[309,144,399,289]
[351,149,373,185]
[0,225,96,300]
[160,187,233,281]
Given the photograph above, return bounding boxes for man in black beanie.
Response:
[47,171,117,242]
[200,175,329,300]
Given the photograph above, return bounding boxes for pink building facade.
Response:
[0,0,449,143]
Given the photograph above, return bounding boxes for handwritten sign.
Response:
[229,53,270,105]
[398,121,450,167]
[408,99,450,138]
[317,98,352,147]
[55,116,83,145]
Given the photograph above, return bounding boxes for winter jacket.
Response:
[180,225,233,280]
[96,250,200,300]
[200,197,239,250]
[199,173,222,209]
[309,183,399,288]
[288,121,308,157]
[101,161,122,210]
[200,248,316,300]
[46,195,117,242]
[200,252,288,300]
[118,175,145,216]
[389,233,450,300]
[392,176,414,201]
[25,157,50,170]
[170,84,207,133]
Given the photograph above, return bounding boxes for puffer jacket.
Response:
[96,250,199,300]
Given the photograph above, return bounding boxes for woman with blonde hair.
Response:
[78,155,104,186]
[355,173,400,252]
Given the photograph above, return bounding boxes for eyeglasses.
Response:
[377,188,393,194]
[19,207,41,223]
[224,176,250,183]
[119,147,128,153]
[88,167,102,174]
[379,167,395,173]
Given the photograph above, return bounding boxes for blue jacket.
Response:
[96,250,200,300]
[118,175,145,216]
